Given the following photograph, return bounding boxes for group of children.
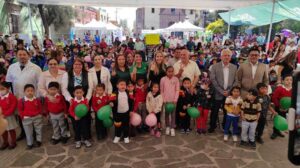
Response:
[0,66,292,150]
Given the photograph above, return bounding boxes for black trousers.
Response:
[210,98,226,130]
[95,117,107,139]
[70,114,91,141]
[114,112,129,138]
[256,115,267,138]
[273,108,286,135]
[180,112,190,130]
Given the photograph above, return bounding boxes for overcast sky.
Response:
[102,7,137,29]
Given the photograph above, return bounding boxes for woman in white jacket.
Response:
[89,55,113,96]
[146,83,163,137]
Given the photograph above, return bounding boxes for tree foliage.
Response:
[205,19,226,33]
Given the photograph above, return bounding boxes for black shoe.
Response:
[60,137,69,144]
[249,141,256,149]
[51,138,60,145]
[0,143,8,150]
[240,140,248,146]
[271,133,277,139]
[208,128,215,133]
[256,137,264,144]
[35,141,42,147]
[26,145,33,150]
[277,132,285,138]
[16,134,25,141]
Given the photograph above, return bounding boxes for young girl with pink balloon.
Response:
[146,83,163,137]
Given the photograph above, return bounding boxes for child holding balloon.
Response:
[44,82,68,145]
[69,86,91,149]
[110,79,134,144]
[271,74,292,139]
[91,83,110,140]
[160,66,180,137]
[146,83,163,137]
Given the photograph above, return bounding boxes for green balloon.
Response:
[280,97,291,110]
[97,105,112,120]
[75,104,88,118]
[103,118,113,128]
[165,103,175,114]
[274,115,288,131]
[187,107,200,118]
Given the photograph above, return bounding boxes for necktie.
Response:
[20,65,25,71]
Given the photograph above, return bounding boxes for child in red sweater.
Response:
[134,78,148,133]
[91,84,109,140]
[0,81,18,150]
[271,74,292,139]
[69,86,91,149]
[44,82,68,145]
[18,84,43,149]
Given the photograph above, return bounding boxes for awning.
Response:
[219,0,300,26]
[18,0,273,10]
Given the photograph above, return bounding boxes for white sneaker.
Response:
[224,135,229,141]
[75,141,81,149]
[233,135,238,142]
[170,128,175,137]
[124,137,130,144]
[113,137,120,143]
[165,127,170,135]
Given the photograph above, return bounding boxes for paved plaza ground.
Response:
[0,121,298,168]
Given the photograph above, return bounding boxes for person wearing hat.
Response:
[209,48,237,133]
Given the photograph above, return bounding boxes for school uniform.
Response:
[110,91,133,138]
[45,94,68,140]
[69,97,90,141]
[0,93,18,147]
[18,97,43,146]
[91,94,109,139]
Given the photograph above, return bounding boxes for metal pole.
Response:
[27,0,34,36]
[227,9,231,38]
[266,0,275,52]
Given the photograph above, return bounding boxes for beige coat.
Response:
[236,62,269,98]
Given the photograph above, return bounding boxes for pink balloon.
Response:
[145,113,157,127]
[130,112,142,126]
[84,56,91,62]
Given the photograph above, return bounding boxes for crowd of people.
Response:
[0,31,299,150]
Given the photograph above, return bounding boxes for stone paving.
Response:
[0,122,298,168]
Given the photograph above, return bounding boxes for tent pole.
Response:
[227,8,231,38]
[266,0,275,52]
[27,1,34,36]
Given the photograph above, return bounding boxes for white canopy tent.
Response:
[19,0,273,10]
[165,20,204,32]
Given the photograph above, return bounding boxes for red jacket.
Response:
[272,85,292,107]
[91,94,109,112]
[0,93,17,117]
[18,97,42,119]
[135,85,147,103]
[69,98,89,118]
[45,94,67,114]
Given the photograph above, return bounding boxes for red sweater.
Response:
[135,85,147,103]
[0,93,17,117]
[18,98,42,119]
[91,94,109,112]
[45,94,67,114]
[69,98,89,118]
[272,85,292,107]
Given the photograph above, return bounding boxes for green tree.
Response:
[29,4,75,35]
[206,19,226,33]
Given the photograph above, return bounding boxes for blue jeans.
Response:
[224,115,239,135]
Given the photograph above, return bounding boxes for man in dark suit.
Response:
[209,49,238,133]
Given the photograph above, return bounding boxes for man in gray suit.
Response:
[209,49,237,133]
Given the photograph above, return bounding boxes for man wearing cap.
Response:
[209,48,238,133]
[173,49,201,88]
[236,47,269,98]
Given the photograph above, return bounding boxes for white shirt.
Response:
[117,91,129,113]
[173,60,201,83]
[250,62,258,79]
[222,62,229,90]
[6,62,42,98]
[134,41,145,51]
[38,69,66,97]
